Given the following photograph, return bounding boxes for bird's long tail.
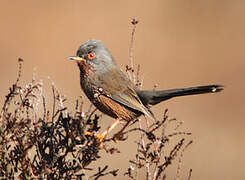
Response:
[138,85,224,106]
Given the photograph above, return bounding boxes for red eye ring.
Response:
[88,52,96,60]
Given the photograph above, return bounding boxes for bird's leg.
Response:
[97,118,121,142]
[112,121,131,141]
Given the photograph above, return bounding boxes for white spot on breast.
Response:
[98,87,103,92]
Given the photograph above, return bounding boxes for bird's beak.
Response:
[68,56,85,61]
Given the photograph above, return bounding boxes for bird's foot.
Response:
[84,131,94,136]
[112,132,127,142]
[96,133,106,143]
[84,131,105,148]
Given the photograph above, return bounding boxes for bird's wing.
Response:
[109,87,155,120]
[93,67,155,120]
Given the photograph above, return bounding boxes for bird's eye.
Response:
[88,52,96,60]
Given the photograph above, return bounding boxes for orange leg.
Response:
[97,118,121,142]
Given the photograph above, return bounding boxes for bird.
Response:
[69,39,223,141]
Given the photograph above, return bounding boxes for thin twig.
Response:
[188,169,192,180]
[127,18,139,83]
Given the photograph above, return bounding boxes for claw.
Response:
[85,131,105,143]
[96,133,106,143]
[85,131,105,148]
[85,131,94,136]
[84,118,123,144]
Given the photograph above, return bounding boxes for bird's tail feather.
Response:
[138,85,224,106]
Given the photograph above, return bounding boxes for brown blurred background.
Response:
[0,0,244,179]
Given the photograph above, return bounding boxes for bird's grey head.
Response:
[74,39,117,72]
